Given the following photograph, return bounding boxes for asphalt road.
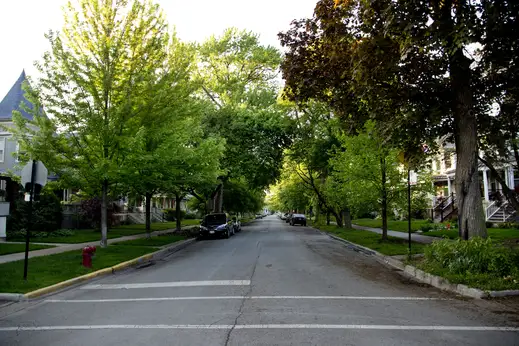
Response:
[1,216,519,345]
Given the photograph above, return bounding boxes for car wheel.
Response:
[224,231,229,239]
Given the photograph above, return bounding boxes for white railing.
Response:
[485,201,499,221]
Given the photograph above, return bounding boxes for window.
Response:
[444,152,451,169]
[0,137,6,163]
[15,142,27,163]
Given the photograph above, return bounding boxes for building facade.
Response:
[431,137,518,223]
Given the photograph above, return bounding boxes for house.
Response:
[0,71,61,184]
[0,71,33,176]
[430,137,518,223]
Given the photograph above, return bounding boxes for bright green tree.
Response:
[197,28,293,195]
[11,0,169,246]
[329,123,408,239]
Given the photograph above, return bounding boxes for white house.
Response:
[430,137,518,223]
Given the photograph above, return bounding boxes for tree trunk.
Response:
[342,208,352,229]
[145,192,152,239]
[100,179,108,247]
[334,210,343,228]
[175,193,182,232]
[326,212,330,225]
[450,49,487,239]
[380,157,388,240]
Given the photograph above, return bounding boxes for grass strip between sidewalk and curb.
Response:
[113,234,185,247]
[0,243,55,256]
[313,225,426,256]
[7,220,201,244]
[352,219,430,233]
[0,236,191,296]
[425,228,519,243]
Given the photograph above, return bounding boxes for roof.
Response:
[0,70,35,121]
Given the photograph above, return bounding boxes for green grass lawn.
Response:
[425,228,519,243]
[1,230,189,293]
[8,220,200,244]
[0,245,158,294]
[315,225,426,256]
[352,219,430,233]
[0,243,55,256]
[412,258,519,291]
[114,234,185,247]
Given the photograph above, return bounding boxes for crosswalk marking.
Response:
[81,280,251,290]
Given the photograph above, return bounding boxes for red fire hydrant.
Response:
[82,246,96,268]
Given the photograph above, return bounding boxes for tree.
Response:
[223,179,265,215]
[122,37,204,236]
[12,0,170,246]
[197,28,293,196]
[283,101,350,227]
[329,122,407,239]
[279,0,507,239]
[268,169,311,214]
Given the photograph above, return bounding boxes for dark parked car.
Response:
[199,213,234,239]
[290,214,307,226]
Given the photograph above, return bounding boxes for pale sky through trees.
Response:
[0,0,317,98]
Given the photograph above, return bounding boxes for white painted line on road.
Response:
[80,280,251,290]
[1,324,518,332]
[45,296,448,303]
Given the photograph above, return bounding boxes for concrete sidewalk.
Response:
[352,224,438,244]
[0,227,195,265]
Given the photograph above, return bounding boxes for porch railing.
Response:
[485,201,499,221]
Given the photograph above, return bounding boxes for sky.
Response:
[0,0,318,99]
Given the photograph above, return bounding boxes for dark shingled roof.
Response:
[0,70,35,121]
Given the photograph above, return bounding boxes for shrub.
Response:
[79,198,119,228]
[7,192,63,236]
[8,229,75,239]
[163,209,186,221]
[424,238,519,277]
[184,212,197,220]
[498,222,519,229]
[420,224,434,233]
[163,209,176,221]
[486,221,494,228]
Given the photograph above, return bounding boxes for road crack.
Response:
[223,246,261,346]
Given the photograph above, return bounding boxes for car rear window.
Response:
[205,214,227,225]
[293,214,305,218]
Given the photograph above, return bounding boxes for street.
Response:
[1,216,518,345]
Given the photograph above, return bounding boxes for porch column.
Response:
[511,168,515,188]
[447,177,452,196]
[483,169,489,202]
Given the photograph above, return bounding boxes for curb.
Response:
[317,228,519,299]
[1,238,196,301]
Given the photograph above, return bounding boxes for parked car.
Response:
[290,214,307,226]
[199,213,234,239]
[231,216,242,233]
[280,213,287,220]
[285,213,292,223]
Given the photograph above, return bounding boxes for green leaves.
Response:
[197,28,293,191]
